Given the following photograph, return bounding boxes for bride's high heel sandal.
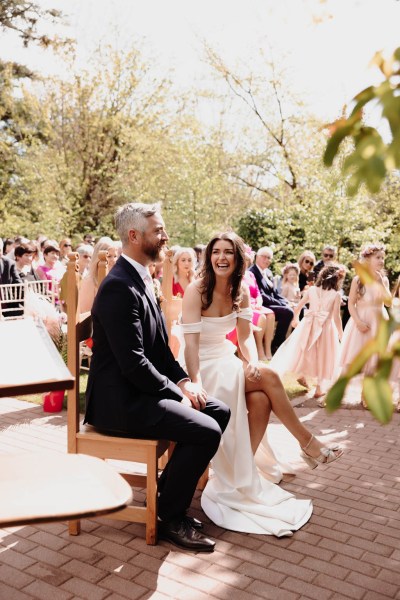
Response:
[300,435,343,469]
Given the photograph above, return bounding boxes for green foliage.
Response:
[323,47,400,196]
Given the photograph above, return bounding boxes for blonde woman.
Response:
[80,237,118,313]
[297,250,316,292]
[172,247,196,297]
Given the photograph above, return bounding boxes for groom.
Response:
[85,202,230,552]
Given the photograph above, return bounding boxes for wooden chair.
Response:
[26,279,56,305]
[0,282,25,319]
[66,251,169,544]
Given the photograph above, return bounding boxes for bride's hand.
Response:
[245,362,262,382]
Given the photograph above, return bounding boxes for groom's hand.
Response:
[178,381,208,410]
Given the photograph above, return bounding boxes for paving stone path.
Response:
[0,397,399,600]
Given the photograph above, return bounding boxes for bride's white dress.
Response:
[180,309,313,537]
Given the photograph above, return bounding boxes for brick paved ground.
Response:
[0,396,399,600]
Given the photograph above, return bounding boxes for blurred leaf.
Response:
[363,376,393,423]
[354,261,377,285]
[376,318,391,353]
[350,86,376,117]
[376,356,393,379]
[325,376,349,412]
[345,338,379,378]
[323,123,354,166]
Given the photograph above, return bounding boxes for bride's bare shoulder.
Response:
[185,278,203,300]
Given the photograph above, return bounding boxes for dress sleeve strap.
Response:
[237,307,253,321]
[180,321,202,333]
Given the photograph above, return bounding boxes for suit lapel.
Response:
[118,257,167,342]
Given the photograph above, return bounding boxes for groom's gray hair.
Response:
[115,202,161,245]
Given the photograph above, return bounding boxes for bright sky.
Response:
[1,0,399,120]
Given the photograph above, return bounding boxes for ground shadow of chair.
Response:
[66,251,169,545]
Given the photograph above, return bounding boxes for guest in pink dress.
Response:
[270,264,345,404]
[35,244,65,303]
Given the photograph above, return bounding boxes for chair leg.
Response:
[68,519,80,535]
[146,449,158,545]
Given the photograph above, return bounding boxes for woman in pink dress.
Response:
[35,244,65,303]
[340,243,390,406]
[172,247,196,297]
[270,264,345,404]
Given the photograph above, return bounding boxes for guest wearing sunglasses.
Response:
[297,251,316,292]
[313,245,337,279]
[59,238,73,265]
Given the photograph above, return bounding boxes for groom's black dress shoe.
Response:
[158,517,215,552]
[144,499,203,530]
[187,516,203,529]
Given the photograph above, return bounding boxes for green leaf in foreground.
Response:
[345,338,378,378]
[362,376,394,424]
[325,376,349,413]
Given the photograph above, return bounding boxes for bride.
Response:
[181,232,343,536]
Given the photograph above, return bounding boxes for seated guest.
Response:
[80,237,118,313]
[227,246,275,361]
[314,245,337,278]
[172,247,196,297]
[280,263,301,308]
[2,237,16,257]
[297,250,316,292]
[83,233,95,246]
[75,244,93,278]
[193,243,206,273]
[59,238,72,265]
[0,239,22,285]
[249,247,294,353]
[14,243,40,281]
[35,244,65,303]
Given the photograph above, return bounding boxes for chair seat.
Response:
[76,427,170,462]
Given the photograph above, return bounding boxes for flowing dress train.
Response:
[180,309,312,536]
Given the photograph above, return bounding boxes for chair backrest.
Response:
[161,250,183,339]
[66,251,109,452]
[0,283,25,320]
[26,279,56,305]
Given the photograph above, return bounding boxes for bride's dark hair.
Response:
[200,232,246,311]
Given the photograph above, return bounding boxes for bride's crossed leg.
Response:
[244,365,343,466]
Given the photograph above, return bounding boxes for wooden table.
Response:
[0,453,133,527]
[0,317,133,527]
[0,317,75,396]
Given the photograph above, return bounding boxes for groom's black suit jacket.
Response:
[85,256,188,432]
